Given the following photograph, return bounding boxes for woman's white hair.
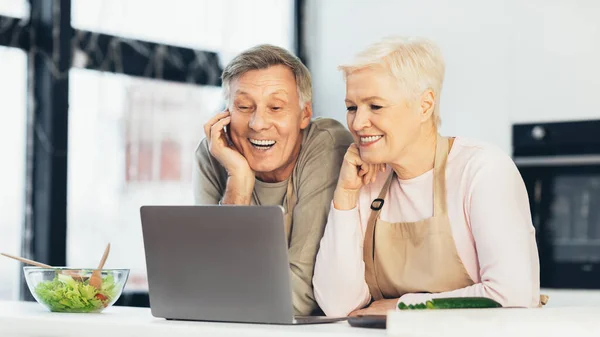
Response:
[221,44,312,110]
[339,36,445,127]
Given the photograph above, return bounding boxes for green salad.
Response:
[34,272,118,313]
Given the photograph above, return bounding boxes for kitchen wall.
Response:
[304,0,600,154]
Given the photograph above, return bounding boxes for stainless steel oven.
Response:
[513,120,600,289]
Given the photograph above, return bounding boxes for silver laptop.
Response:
[140,205,347,325]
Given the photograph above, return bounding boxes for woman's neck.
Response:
[389,127,438,180]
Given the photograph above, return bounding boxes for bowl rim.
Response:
[23,266,130,272]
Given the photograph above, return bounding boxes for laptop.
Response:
[140,205,348,325]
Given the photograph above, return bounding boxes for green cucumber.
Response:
[398,297,502,310]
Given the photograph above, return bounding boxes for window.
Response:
[67,69,222,291]
[66,0,295,294]
[71,0,294,54]
[123,81,221,183]
[0,0,28,18]
[0,46,27,300]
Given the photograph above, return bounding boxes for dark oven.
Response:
[513,120,600,289]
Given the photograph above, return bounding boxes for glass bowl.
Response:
[23,267,129,313]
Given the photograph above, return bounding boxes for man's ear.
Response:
[419,89,435,122]
[300,102,313,129]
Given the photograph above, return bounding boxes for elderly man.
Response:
[192,44,353,315]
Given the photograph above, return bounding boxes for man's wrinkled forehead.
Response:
[229,66,297,99]
[232,87,290,102]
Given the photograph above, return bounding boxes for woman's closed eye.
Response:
[370,104,383,111]
[346,105,357,113]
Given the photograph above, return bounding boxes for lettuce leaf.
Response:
[34,272,118,313]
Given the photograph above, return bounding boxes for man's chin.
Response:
[249,163,279,175]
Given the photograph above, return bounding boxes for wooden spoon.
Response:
[0,253,84,281]
[0,253,53,268]
[88,243,111,289]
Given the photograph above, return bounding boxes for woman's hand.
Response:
[348,298,399,317]
[333,143,385,210]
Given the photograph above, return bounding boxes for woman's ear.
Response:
[419,89,435,122]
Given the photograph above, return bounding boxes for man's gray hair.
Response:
[221,44,312,109]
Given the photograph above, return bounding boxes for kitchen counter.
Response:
[387,297,600,337]
[0,301,382,337]
[2,295,600,337]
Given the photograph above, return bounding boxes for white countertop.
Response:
[387,303,600,337]
[0,301,383,337]
[3,291,600,337]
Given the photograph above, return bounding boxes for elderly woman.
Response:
[312,36,542,317]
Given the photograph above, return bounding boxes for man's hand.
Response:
[204,110,251,176]
[204,110,254,204]
[348,298,398,317]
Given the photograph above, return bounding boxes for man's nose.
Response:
[248,108,270,131]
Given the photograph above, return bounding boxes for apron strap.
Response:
[433,134,449,217]
[363,171,395,301]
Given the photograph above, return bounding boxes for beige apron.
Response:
[363,134,474,300]
[362,134,548,307]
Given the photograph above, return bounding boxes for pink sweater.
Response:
[313,137,541,317]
